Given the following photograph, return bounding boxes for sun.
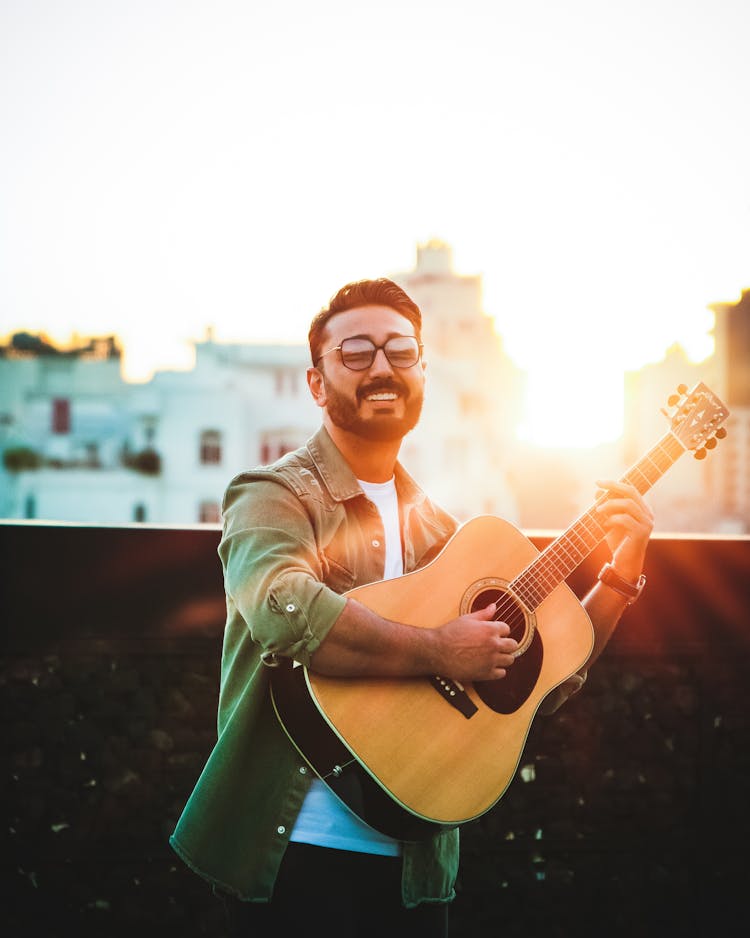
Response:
[516,367,626,449]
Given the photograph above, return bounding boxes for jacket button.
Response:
[371,539,380,548]
[277,825,286,835]
[285,603,296,613]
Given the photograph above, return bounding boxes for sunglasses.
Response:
[316,335,423,371]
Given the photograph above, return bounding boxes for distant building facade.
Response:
[0,242,523,526]
[0,247,746,534]
[710,289,750,529]
[391,239,523,520]
[0,333,318,524]
[622,288,748,534]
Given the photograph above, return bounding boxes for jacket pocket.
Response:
[319,551,356,595]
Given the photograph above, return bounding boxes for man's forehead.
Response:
[325,304,416,339]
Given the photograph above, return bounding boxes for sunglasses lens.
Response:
[339,337,420,370]
[340,339,376,370]
[384,336,420,368]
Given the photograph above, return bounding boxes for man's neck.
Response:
[323,418,401,483]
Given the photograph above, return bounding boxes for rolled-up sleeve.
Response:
[219,478,347,667]
[538,670,587,715]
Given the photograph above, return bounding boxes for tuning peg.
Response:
[667,394,680,406]
[705,437,717,450]
[716,427,728,439]
[677,383,688,394]
[694,448,707,460]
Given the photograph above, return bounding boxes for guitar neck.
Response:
[512,430,686,611]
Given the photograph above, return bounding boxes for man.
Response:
[170,278,654,936]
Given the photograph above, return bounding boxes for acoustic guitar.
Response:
[271,381,730,841]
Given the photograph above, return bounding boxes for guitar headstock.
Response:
[664,382,730,458]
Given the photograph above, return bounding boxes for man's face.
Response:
[310,305,425,443]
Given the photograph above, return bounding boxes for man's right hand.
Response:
[432,602,518,682]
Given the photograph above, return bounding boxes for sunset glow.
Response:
[1,1,747,448]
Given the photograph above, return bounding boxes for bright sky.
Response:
[1,0,748,446]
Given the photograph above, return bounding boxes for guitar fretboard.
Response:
[511,431,685,611]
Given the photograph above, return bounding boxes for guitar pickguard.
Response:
[270,384,729,833]
[462,582,544,714]
[474,630,544,714]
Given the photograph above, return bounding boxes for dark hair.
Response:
[308,278,422,365]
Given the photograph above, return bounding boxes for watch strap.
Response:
[597,562,646,605]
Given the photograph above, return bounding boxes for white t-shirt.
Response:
[289,475,403,855]
[358,476,403,581]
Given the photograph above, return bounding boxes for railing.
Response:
[1,521,748,937]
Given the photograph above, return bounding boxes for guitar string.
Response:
[453,392,725,656]
[435,394,725,681]
[483,434,684,641]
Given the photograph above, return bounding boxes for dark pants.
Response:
[220,842,450,937]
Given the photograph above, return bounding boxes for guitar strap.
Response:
[270,661,453,842]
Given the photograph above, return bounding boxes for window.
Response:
[144,422,156,446]
[84,442,100,467]
[200,429,222,465]
[274,369,300,396]
[444,437,466,472]
[52,398,70,434]
[199,500,221,524]
[460,392,484,417]
[260,430,300,465]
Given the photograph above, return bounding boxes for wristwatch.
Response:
[597,562,646,605]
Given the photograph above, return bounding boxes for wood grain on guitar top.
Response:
[304,515,594,825]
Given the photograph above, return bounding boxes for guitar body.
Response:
[271,382,729,840]
[272,515,594,838]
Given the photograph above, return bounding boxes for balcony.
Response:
[1,521,748,937]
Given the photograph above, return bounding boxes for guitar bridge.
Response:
[429,676,478,719]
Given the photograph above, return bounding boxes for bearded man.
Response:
[170,278,654,937]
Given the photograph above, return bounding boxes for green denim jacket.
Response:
[169,426,462,906]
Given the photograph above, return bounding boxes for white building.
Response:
[0,335,319,524]
[2,246,745,533]
[0,242,523,525]
[392,239,523,520]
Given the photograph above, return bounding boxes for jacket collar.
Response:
[306,425,425,508]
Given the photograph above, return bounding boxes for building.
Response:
[622,289,746,534]
[0,242,523,525]
[1,248,746,533]
[391,239,523,520]
[709,289,750,529]
[0,331,319,524]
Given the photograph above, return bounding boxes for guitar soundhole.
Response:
[470,588,544,715]
[469,588,527,644]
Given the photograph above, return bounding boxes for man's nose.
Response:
[368,346,394,375]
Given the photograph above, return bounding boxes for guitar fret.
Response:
[628,447,674,490]
[511,431,687,610]
[278,383,729,839]
[627,465,652,491]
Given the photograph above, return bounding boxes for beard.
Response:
[324,378,424,442]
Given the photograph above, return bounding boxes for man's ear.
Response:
[307,367,327,408]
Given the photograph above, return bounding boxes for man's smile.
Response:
[358,380,407,405]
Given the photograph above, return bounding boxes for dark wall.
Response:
[1,522,749,937]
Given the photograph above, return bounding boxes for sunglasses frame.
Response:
[316,335,423,371]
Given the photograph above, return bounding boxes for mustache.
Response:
[357,379,409,402]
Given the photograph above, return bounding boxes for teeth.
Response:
[366,392,398,401]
